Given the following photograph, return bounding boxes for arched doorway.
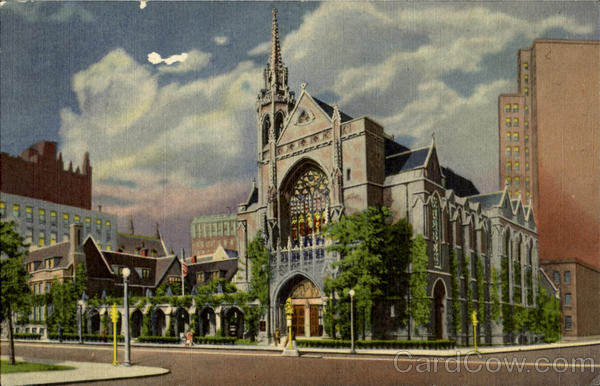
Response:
[433,279,447,339]
[199,308,216,336]
[174,308,189,338]
[275,275,323,338]
[130,309,143,338]
[223,308,244,338]
[151,309,166,336]
[279,162,330,245]
[87,309,100,334]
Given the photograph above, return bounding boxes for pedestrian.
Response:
[185,329,194,347]
[274,328,280,346]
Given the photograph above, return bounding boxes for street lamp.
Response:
[263,261,271,345]
[348,289,355,354]
[122,267,131,366]
[77,299,84,344]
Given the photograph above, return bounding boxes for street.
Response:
[2,342,599,385]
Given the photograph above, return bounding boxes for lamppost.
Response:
[77,300,84,344]
[122,267,131,366]
[263,261,271,344]
[348,289,355,354]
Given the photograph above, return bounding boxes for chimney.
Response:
[69,223,85,273]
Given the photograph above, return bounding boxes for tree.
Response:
[242,233,270,341]
[324,207,411,339]
[47,265,88,334]
[1,221,31,365]
[409,235,430,332]
[449,249,461,335]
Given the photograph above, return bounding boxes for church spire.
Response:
[270,8,282,87]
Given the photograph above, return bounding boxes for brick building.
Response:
[498,39,600,337]
[191,213,237,256]
[1,141,92,209]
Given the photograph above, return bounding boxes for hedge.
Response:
[14,333,42,340]
[193,336,237,345]
[296,339,456,350]
[48,333,124,342]
[136,336,181,344]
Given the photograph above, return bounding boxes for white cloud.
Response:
[248,41,269,56]
[147,50,211,73]
[214,36,229,46]
[140,0,147,10]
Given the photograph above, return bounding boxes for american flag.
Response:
[182,261,188,277]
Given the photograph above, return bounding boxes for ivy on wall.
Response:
[490,267,501,322]
[500,256,513,333]
[449,249,461,334]
[409,235,431,332]
[474,254,485,324]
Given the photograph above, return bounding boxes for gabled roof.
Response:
[25,241,70,264]
[154,256,179,286]
[312,96,353,123]
[116,233,168,257]
[442,167,479,197]
[467,192,503,209]
[385,147,430,175]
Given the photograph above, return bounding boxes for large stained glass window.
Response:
[431,196,441,267]
[290,168,329,242]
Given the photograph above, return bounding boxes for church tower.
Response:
[256,9,295,246]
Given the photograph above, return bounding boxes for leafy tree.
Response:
[324,207,411,339]
[532,280,561,342]
[409,235,430,332]
[46,265,88,334]
[242,233,270,341]
[474,254,485,324]
[1,221,31,365]
[449,249,461,334]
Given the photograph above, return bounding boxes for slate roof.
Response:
[384,138,409,157]
[24,242,70,269]
[442,167,480,197]
[187,258,238,287]
[385,147,430,176]
[98,249,178,287]
[312,97,353,122]
[115,233,167,257]
[467,192,503,209]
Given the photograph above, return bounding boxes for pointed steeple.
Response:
[270,8,282,87]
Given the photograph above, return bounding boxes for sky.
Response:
[1,1,598,253]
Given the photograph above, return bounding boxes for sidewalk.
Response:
[0,355,169,386]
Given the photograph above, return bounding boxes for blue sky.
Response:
[1,1,598,251]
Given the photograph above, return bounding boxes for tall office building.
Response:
[498,39,600,337]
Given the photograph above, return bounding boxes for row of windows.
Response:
[505,146,530,158]
[505,132,529,143]
[193,220,237,238]
[196,238,236,249]
[553,270,571,285]
[503,104,529,115]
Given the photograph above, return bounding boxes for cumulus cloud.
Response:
[213,36,229,46]
[280,2,595,192]
[248,41,270,56]
[147,50,211,73]
[140,0,147,10]
[59,49,261,247]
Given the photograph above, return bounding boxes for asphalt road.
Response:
[2,342,599,385]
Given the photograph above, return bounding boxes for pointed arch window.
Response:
[431,196,441,267]
[289,168,330,242]
[261,116,271,147]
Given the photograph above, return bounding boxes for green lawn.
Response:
[1,360,75,374]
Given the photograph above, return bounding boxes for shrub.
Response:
[14,333,41,340]
[48,332,124,342]
[136,335,180,344]
[193,336,237,345]
[295,339,456,350]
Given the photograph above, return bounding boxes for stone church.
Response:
[236,10,551,344]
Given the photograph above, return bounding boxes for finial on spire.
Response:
[300,81,307,90]
[270,8,282,81]
[431,131,436,144]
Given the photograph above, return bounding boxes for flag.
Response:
[182,261,188,277]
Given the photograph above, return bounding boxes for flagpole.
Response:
[180,248,185,297]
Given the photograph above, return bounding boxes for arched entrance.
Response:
[433,279,447,339]
[151,309,166,336]
[174,308,189,338]
[275,275,323,338]
[130,309,143,338]
[87,309,100,335]
[199,308,216,336]
[223,307,244,338]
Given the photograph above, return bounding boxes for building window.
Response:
[513,132,519,142]
[514,176,520,188]
[25,229,33,244]
[514,146,520,157]
[504,104,511,113]
[505,161,511,172]
[346,168,351,181]
[39,231,46,247]
[0,201,6,218]
[168,276,182,284]
[525,147,529,157]
[514,161,519,172]
[505,118,511,127]
[50,232,57,245]
[204,271,219,282]
[63,213,69,227]
[525,177,530,189]
[27,262,34,272]
[565,316,572,330]
[26,206,33,222]
[525,162,529,172]
[141,268,151,279]
[524,74,529,84]
[506,176,512,186]
[524,104,529,114]
[105,220,111,236]
[524,134,529,144]
[524,120,529,129]
[431,196,441,267]
[45,258,54,269]
[524,87,529,96]
[505,132,511,142]
[513,118,519,127]
[95,219,101,235]
[74,215,80,223]
[523,62,528,71]
[39,208,46,224]
[50,211,57,225]
[565,293,572,306]
[553,271,560,285]
[512,103,519,113]
[106,244,111,251]
[289,167,330,242]
[85,217,91,233]
[526,191,530,200]
[505,146,511,157]
[564,271,571,284]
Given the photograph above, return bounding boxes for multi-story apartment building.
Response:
[190,213,237,256]
[498,39,600,337]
